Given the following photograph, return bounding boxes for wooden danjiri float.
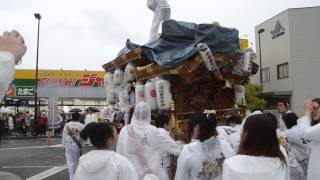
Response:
[102,20,258,142]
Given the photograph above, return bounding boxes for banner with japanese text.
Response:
[14,70,105,88]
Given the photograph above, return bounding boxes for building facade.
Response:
[252,6,320,116]
[1,69,107,134]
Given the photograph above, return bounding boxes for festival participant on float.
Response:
[0,30,26,100]
[147,0,171,41]
[298,99,320,180]
[62,112,85,180]
[282,112,310,176]
[175,113,234,180]
[155,114,181,180]
[223,114,290,180]
[116,102,179,179]
[75,122,139,180]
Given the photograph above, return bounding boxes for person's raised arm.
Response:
[298,99,320,142]
[0,30,26,63]
[0,30,26,100]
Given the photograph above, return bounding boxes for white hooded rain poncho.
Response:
[117,102,180,179]
[147,0,171,41]
[222,150,290,180]
[298,116,320,180]
[175,136,235,180]
[74,150,139,180]
[0,52,15,100]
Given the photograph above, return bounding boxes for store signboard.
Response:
[14,70,105,88]
[16,86,35,97]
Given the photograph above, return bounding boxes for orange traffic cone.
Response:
[47,133,52,148]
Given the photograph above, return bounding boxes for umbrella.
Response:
[69,108,82,113]
[85,107,100,113]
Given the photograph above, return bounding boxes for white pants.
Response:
[65,146,81,180]
[149,7,171,41]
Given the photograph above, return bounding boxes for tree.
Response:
[245,83,266,110]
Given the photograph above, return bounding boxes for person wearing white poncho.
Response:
[85,110,97,125]
[223,114,290,180]
[0,30,26,100]
[276,99,292,132]
[155,114,181,180]
[298,99,320,180]
[117,102,180,179]
[282,112,310,176]
[175,113,235,180]
[62,112,85,180]
[216,116,242,152]
[75,122,140,180]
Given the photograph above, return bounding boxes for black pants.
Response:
[40,125,46,135]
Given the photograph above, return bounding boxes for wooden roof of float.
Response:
[102,47,248,84]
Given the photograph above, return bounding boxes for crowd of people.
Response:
[59,98,320,180]
[1,30,319,180]
[0,110,50,141]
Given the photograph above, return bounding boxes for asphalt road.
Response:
[0,138,91,180]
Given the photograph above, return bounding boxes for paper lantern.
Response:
[107,86,121,104]
[124,63,136,82]
[113,68,124,86]
[104,72,113,95]
[197,43,223,80]
[243,48,256,75]
[145,79,158,110]
[119,84,132,110]
[234,84,246,105]
[155,78,172,110]
[135,82,145,104]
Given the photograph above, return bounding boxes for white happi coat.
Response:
[298,116,320,180]
[85,113,97,125]
[285,125,310,162]
[217,125,242,152]
[157,128,181,180]
[174,136,235,180]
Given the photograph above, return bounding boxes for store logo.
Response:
[271,21,285,39]
[16,87,35,97]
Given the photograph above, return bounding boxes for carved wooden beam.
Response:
[102,48,142,71]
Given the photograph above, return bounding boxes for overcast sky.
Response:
[1,0,319,71]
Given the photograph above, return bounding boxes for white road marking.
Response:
[26,166,67,180]
[0,144,62,151]
[2,165,66,169]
